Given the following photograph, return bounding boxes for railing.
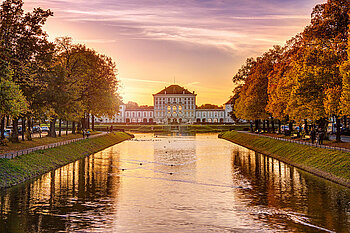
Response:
[0,133,105,159]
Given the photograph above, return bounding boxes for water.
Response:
[0,133,349,232]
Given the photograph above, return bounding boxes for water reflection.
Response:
[0,147,121,232]
[232,148,350,232]
[0,133,349,232]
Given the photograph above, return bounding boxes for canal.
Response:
[0,133,349,232]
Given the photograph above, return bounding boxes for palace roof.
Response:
[155,85,194,95]
[125,106,154,111]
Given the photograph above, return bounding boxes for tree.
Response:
[0,0,54,142]
[234,50,275,130]
[197,104,222,109]
[50,38,120,135]
[0,77,28,138]
[340,57,350,115]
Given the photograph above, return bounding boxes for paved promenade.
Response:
[239,131,350,153]
[0,132,107,159]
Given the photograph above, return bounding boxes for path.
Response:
[238,131,350,153]
[0,132,107,159]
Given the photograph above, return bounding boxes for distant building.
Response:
[153,85,196,124]
[125,106,154,124]
[96,84,234,124]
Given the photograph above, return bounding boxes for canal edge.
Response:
[0,132,134,190]
[219,131,350,189]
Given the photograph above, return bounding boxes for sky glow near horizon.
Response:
[23,0,325,106]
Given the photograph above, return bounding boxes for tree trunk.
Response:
[82,114,86,130]
[72,121,76,134]
[27,116,32,141]
[266,120,270,132]
[304,119,309,135]
[250,121,253,132]
[255,120,259,131]
[6,115,10,127]
[87,113,90,129]
[39,120,42,138]
[59,119,62,137]
[11,117,19,143]
[344,116,347,130]
[49,117,57,137]
[77,122,81,134]
[80,117,84,131]
[271,117,275,133]
[21,117,25,141]
[66,120,68,135]
[336,116,341,142]
[278,120,281,134]
[0,116,5,139]
[262,120,266,132]
[92,114,95,131]
[289,121,293,132]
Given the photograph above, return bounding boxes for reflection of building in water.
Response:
[153,136,197,170]
[0,150,121,232]
[96,85,234,124]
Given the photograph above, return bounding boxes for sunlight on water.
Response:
[0,133,349,232]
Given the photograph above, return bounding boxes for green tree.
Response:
[0,0,54,142]
[0,77,28,138]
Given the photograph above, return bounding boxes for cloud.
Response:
[75,39,117,44]
[120,77,169,84]
[22,0,326,105]
[25,0,322,52]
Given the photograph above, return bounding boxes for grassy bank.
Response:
[220,131,350,187]
[0,132,132,189]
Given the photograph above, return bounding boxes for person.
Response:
[319,130,324,145]
[110,125,113,133]
[86,130,90,139]
[38,127,42,138]
[310,128,316,144]
[82,129,85,139]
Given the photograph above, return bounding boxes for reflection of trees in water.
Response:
[231,148,350,232]
[0,147,122,232]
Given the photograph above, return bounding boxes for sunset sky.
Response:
[24,0,325,106]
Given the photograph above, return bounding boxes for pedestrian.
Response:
[110,125,113,133]
[86,130,90,139]
[83,129,85,139]
[311,128,316,144]
[319,130,324,145]
[38,127,42,138]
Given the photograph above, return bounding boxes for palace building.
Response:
[96,85,234,124]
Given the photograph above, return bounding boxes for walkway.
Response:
[239,131,350,153]
[0,132,107,159]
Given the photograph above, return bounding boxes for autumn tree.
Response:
[49,38,120,136]
[234,50,276,131]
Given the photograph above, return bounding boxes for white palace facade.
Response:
[96,85,234,124]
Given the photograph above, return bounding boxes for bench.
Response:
[302,135,311,140]
[291,133,298,139]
